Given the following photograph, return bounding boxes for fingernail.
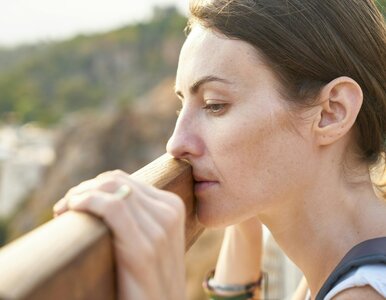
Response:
[53,200,66,214]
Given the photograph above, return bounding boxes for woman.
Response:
[53,0,386,299]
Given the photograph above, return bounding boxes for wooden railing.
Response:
[0,154,204,300]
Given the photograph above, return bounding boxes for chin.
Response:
[196,199,260,228]
[195,203,234,229]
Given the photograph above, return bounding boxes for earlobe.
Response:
[314,77,363,146]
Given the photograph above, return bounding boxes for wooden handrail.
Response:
[0,154,204,300]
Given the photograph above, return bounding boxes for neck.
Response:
[258,161,386,297]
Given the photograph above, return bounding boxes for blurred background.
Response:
[0,1,188,242]
[0,2,224,299]
[0,1,384,299]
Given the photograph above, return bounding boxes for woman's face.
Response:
[167,26,314,227]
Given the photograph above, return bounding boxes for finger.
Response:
[116,190,184,290]
[65,175,125,199]
[129,177,181,204]
[54,180,97,216]
[104,199,157,278]
[67,190,114,217]
[53,197,68,216]
[123,177,186,218]
[124,179,186,249]
[96,169,131,180]
[63,179,186,296]
[87,170,184,212]
[53,180,106,217]
[108,187,172,257]
[132,192,185,234]
[93,190,170,285]
[115,182,186,267]
[106,183,183,256]
[54,172,132,216]
[53,182,126,216]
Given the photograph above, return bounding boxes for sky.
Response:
[0,0,188,47]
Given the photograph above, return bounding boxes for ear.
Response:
[313,76,363,146]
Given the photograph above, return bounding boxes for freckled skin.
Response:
[167,26,316,228]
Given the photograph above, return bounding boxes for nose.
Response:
[166,110,204,160]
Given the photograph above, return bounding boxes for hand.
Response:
[214,216,263,285]
[53,170,186,300]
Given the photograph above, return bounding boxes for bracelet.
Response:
[206,294,253,300]
[202,269,267,300]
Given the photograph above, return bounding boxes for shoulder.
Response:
[331,285,385,300]
[326,264,386,300]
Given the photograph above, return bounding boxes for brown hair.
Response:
[187,0,386,165]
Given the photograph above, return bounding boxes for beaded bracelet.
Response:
[202,269,268,300]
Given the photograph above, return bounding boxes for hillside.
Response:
[0,6,186,125]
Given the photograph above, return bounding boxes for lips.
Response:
[193,173,219,194]
[193,172,217,183]
[193,174,211,182]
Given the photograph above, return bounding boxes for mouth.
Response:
[193,174,219,194]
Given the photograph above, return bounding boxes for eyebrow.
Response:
[174,75,232,98]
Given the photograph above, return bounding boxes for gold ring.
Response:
[114,184,132,199]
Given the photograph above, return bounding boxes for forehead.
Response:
[176,25,271,89]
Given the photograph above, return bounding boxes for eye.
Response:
[202,103,226,114]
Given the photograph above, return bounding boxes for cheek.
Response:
[213,112,301,201]
[217,116,280,171]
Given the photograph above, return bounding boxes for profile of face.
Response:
[167,25,317,228]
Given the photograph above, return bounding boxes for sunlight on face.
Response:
[167,25,314,227]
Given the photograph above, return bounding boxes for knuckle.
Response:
[97,169,125,179]
[100,178,121,190]
[110,169,128,178]
[66,185,79,197]
[96,170,129,187]
[96,170,112,179]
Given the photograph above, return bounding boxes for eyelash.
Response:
[176,103,226,116]
[202,103,226,114]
